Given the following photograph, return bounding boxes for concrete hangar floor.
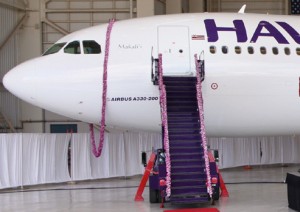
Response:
[0,165,297,212]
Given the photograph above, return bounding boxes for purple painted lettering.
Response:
[250,21,289,44]
[276,21,300,44]
[204,19,247,42]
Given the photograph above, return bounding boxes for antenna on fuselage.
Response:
[238,4,246,14]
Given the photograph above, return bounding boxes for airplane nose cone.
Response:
[3,69,17,92]
[3,61,37,101]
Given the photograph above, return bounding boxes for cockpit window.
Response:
[43,42,66,56]
[83,40,101,54]
[64,41,81,54]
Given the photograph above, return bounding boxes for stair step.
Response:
[166,91,197,96]
[170,147,203,154]
[167,96,197,102]
[168,120,199,125]
[168,112,199,118]
[171,159,205,166]
[172,166,206,173]
[167,101,197,107]
[172,184,207,189]
[168,129,200,135]
[171,153,203,160]
[168,112,199,117]
[167,93,197,99]
[163,77,197,83]
[170,196,209,204]
[166,87,196,92]
[172,187,208,196]
[171,174,207,182]
[171,192,208,198]
[168,124,200,130]
[167,108,198,113]
[171,170,206,176]
[167,106,198,111]
[170,139,201,143]
[164,81,196,87]
[171,152,202,156]
[171,160,206,167]
[169,142,202,149]
[172,178,206,184]
[169,134,202,140]
[168,119,199,125]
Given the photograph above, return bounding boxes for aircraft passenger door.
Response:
[158,26,191,76]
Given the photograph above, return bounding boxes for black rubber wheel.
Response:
[149,189,159,203]
[212,188,220,201]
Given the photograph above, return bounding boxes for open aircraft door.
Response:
[158,26,191,76]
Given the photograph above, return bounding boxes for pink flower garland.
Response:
[194,54,212,197]
[158,54,171,197]
[90,19,115,158]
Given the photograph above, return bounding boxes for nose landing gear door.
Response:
[158,26,191,76]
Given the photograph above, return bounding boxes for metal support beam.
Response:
[0,12,28,52]
[45,8,131,13]
[43,18,69,35]
[285,0,289,15]
[0,0,27,11]
[129,0,133,18]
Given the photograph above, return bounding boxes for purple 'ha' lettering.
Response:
[204,19,247,42]
[250,21,289,44]
[276,22,300,44]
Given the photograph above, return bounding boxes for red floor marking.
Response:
[164,208,220,212]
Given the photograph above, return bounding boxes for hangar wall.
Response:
[0,1,26,130]
[207,0,288,14]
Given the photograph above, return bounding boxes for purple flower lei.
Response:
[90,19,115,158]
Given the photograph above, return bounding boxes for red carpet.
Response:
[164,208,219,212]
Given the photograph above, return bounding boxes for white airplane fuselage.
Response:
[4,13,300,136]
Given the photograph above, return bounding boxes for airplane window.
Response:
[260,47,267,55]
[248,47,254,54]
[210,46,216,54]
[43,42,66,56]
[83,40,101,54]
[64,41,81,54]
[222,46,228,54]
[284,47,290,55]
[272,47,279,55]
[296,48,300,55]
[235,46,241,54]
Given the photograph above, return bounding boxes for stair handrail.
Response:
[89,19,115,158]
[151,54,159,85]
[194,53,212,197]
[158,53,171,197]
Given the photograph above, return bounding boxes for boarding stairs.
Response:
[165,76,209,204]
[0,110,16,133]
[153,54,211,204]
